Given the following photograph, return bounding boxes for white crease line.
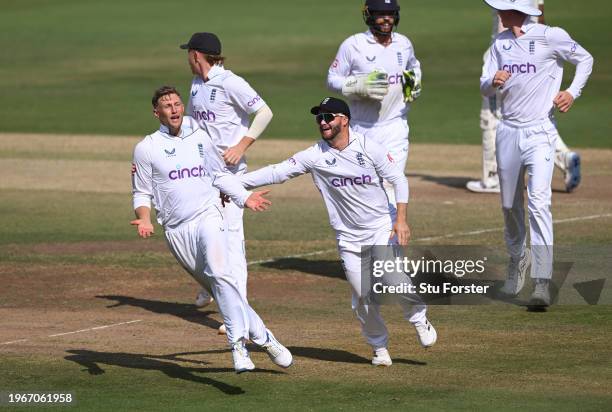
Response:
[47,320,142,338]
[1,339,28,345]
[248,249,335,266]
[247,213,612,265]
[417,213,612,242]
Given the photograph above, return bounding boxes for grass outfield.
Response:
[1,0,611,147]
[1,133,611,410]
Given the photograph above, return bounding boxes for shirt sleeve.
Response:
[546,27,594,99]
[186,78,196,117]
[405,39,422,82]
[327,37,354,93]
[225,75,266,115]
[201,134,251,207]
[366,140,409,203]
[241,147,314,189]
[132,138,154,210]
[480,42,499,97]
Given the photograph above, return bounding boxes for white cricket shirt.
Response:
[187,65,266,173]
[327,31,421,126]
[481,21,593,126]
[132,116,251,229]
[241,130,408,242]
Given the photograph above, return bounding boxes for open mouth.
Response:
[170,115,181,121]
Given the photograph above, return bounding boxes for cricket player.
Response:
[468,0,582,194]
[180,32,274,308]
[480,0,593,306]
[131,86,292,373]
[327,0,421,209]
[241,97,436,366]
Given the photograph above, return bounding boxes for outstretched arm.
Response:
[367,141,411,245]
[202,135,270,211]
[241,149,313,189]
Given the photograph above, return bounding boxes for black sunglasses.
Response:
[315,113,346,124]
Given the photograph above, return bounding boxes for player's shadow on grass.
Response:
[261,258,345,279]
[96,295,222,331]
[284,346,426,366]
[407,173,472,190]
[65,349,283,395]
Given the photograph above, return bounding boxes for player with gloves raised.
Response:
[327,0,421,211]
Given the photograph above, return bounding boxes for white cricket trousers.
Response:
[222,199,248,299]
[338,227,426,350]
[352,118,409,208]
[496,119,555,279]
[163,206,267,345]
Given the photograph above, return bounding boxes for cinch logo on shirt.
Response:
[247,95,261,107]
[502,63,537,74]
[193,110,216,122]
[331,174,372,187]
[169,165,205,180]
[388,73,403,85]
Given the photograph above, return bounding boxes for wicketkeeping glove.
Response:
[342,70,389,101]
[401,70,422,103]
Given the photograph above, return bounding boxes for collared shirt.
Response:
[327,31,421,126]
[187,65,266,173]
[480,22,593,125]
[241,130,408,242]
[132,116,250,229]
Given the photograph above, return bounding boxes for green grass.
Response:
[1,3,611,408]
[1,0,610,146]
[2,354,611,411]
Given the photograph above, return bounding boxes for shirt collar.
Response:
[520,16,536,34]
[207,64,225,80]
[159,116,199,138]
[364,29,395,44]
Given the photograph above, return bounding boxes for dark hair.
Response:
[152,86,181,107]
[205,54,226,66]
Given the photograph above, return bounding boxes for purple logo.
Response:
[169,165,205,180]
[502,63,536,74]
[331,174,372,187]
[193,110,216,122]
[388,73,403,85]
[247,95,261,107]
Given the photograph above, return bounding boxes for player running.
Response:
[480,0,593,307]
[131,86,292,373]
[180,32,274,311]
[241,97,436,366]
[468,0,582,194]
[327,0,421,209]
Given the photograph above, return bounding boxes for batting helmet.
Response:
[363,0,400,35]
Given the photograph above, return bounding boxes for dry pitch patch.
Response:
[1,133,611,405]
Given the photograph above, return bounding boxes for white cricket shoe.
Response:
[231,339,255,374]
[529,279,551,307]
[466,180,500,194]
[261,330,293,368]
[500,249,531,297]
[414,319,437,348]
[372,348,392,366]
[564,152,581,192]
[195,289,214,308]
[218,324,227,335]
